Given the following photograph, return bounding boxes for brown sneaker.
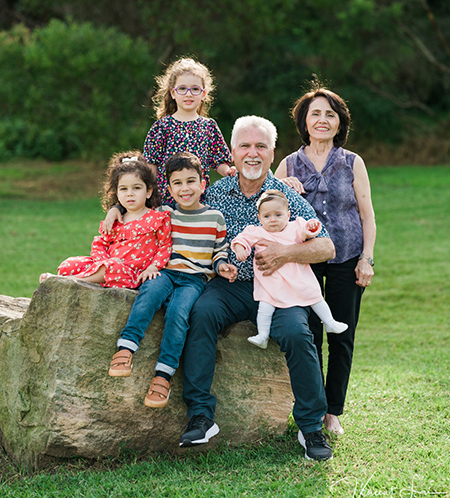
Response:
[108,350,133,377]
[144,376,171,408]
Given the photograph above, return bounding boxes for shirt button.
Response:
[323,200,326,204]
[323,212,327,215]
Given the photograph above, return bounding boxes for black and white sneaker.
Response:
[179,414,220,447]
[298,429,333,461]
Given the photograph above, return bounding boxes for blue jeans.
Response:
[182,277,327,433]
[118,269,205,376]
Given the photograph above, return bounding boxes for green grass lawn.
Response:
[0,163,449,497]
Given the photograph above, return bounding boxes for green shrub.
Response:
[0,20,158,160]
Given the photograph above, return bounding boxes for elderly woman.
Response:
[274,83,376,435]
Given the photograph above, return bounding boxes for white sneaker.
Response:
[247,335,268,349]
[325,321,348,334]
[179,414,219,447]
[298,429,333,461]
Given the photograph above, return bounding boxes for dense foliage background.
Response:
[1,0,449,164]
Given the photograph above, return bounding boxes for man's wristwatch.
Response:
[359,253,374,267]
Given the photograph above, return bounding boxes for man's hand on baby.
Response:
[254,240,288,276]
[102,207,123,234]
[218,263,238,282]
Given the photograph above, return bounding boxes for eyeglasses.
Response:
[173,85,204,96]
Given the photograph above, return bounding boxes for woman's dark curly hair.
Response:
[101,150,160,211]
[292,78,351,148]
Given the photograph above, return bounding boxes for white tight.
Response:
[256,299,347,339]
[256,301,276,340]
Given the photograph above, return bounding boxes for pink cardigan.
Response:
[231,218,323,308]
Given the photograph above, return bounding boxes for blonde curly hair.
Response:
[153,57,215,119]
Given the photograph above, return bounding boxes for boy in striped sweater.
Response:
[108,152,238,409]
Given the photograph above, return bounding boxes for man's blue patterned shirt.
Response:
[205,171,330,281]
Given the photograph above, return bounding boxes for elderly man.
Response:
[179,116,336,461]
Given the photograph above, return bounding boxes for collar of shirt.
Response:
[205,171,329,281]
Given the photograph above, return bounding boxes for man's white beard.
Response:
[242,165,262,180]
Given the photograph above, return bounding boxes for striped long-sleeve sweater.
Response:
[158,203,229,280]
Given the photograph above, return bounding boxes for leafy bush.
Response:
[0,20,157,160]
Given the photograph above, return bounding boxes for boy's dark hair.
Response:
[165,152,203,183]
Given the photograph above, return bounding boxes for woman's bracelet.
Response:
[358,253,374,266]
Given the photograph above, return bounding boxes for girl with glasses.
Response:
[143,57,236,203]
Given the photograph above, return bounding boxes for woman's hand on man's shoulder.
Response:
[279,177,305,194]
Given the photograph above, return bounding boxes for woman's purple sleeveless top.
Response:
[286,146,363,264]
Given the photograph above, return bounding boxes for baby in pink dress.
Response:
[39,152,172,289]
[231,190,347,349]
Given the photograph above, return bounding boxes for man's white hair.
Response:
[230,116,278,149]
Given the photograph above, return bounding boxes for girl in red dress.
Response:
[39,151,172,288]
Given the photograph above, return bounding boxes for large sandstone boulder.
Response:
[0,277,293,468]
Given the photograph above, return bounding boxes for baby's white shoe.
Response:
[247,335,269,349]
[325,321,348,334]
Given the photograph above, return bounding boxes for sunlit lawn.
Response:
[0,163,449,497]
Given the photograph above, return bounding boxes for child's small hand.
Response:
[102,207,123,234]
[138,265,161,283]
[218,263,238,282]
[305,219,321,238]
[226,166,237,177]
[233,244,249,262]
[216,163,237,178]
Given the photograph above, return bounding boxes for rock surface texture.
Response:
[0,277,293,467]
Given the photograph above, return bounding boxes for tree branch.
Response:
[400,22,450,76]
[418,0,450,59]
[357,77,436,117]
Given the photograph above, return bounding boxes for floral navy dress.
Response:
[143,115,231,203]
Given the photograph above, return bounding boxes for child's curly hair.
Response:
[101,150,160,211]
[153,57,215,119]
